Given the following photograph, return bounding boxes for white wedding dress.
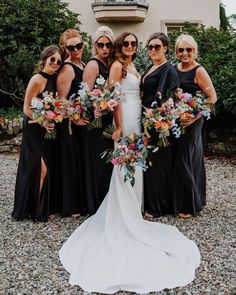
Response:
[59,73,201,294]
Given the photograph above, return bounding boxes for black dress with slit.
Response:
[54,62,86,216]
[82,58,113,216]
[12,71,56,221]
[141,62,179,217]
[172,65,206,215]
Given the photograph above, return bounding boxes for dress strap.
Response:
[39,71,53,79]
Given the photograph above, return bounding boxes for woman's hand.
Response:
[112,127,122,141]
[73,117,90,126]
[42,120,55,133]
[181,113,201,128]
[94,107,102,119]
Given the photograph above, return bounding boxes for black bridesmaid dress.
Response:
[12,71,56,222]
[172,65,206,215]
[141,62,179,217]
[82,58,113,215]
[55,62,86,216]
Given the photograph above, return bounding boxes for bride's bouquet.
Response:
[79,76,124,130]
[102,127,151,186]
[29,92,66,139]
[142,97,181,150]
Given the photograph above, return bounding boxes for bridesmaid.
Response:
[141,32,179,217]
[173,34,217,218]
[82,26,114,215]
[55,29,88,217]
[12,45,62,221]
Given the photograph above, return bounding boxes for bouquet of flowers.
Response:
[142,98,180,149]
[80,76,124,130]
[29,92,66,139]
[175,89,212,123]
[102,130,151,186]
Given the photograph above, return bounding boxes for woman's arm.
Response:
[57,64,75,100]
[195,67,217,105]
[57,64,88,125]
[109,61,123,141]
[23,75,44,118]
[83,60,99,91]
[23,75,55,131]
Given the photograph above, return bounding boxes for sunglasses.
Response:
[97,42,113,49]
[66,42,83,52]
[177,47,193,53]
[50,56,62,66]
[122,41,137,48]
[147,44,162,51]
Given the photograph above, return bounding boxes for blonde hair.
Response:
[93,26,115,56]
[175,34,198,59]
[59,28,82,60]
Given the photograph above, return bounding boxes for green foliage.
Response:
[134,42,151,75]
[0,106,23,119]
[220,2,230,31]
[0,0,85,107]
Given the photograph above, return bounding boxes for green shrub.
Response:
[0,0,91,107]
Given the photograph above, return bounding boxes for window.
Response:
[163,22,199,34]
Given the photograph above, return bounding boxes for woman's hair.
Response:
[59,28,82,60]
[175,34,198,59]
[147,32,170,54]
[113,32,138,78]
[93,26,115,64]
[35,45,62,72]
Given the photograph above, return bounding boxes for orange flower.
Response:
[154,121,162,129]
[100,100,108,110]
[162,122,169,130]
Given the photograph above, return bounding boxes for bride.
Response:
[59,32,201,294]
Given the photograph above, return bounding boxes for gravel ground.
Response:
[1,153,236,295]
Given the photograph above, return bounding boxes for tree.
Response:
[220,2,230,31]
[0,0,85,107]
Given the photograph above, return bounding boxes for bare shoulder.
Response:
[196,66,209,77]
[111,60,122,71]
[28,74,44,87]
[85,60,99,71]
[60,63,75,75]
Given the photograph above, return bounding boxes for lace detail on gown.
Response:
[59,73,201,293]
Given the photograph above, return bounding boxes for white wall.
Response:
[67,0,220,42]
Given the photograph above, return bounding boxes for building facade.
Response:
[67,0,220,42]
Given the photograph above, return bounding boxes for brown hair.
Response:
[147,32,170,54]
[59,28,82,60]
[113,32,138,78]
[35,45,62,72]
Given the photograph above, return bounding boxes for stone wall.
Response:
[0,117,23,153]
[0,116,235,156]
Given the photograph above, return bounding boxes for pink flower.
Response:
[107,99,118,111]
[111,158,121,165]
[92,88,102,97]
[146,108,153,116]
[45,111,56,120]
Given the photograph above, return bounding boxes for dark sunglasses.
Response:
[147,44,161,51]
[97,42,113,49]
[177,47,193,53]
[122,41,137,48]
[66,42,83,52]
[50,56,62,66]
